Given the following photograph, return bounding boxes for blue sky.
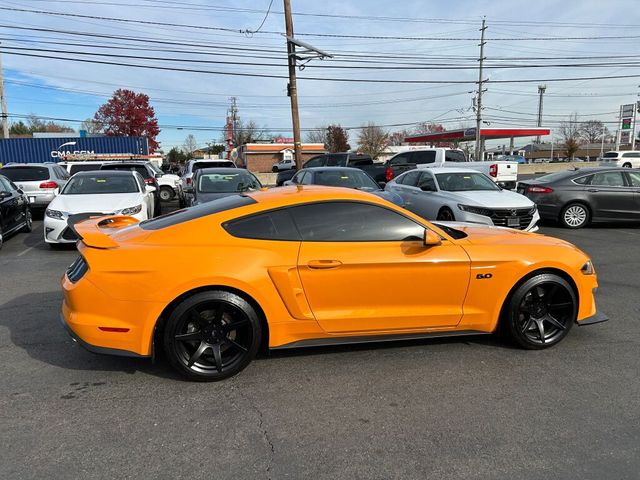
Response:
[2,0,640,151]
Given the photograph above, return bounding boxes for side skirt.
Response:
[271,330,489,350]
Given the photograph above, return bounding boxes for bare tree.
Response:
[232,119,269,146]
[80,118,103,134]
[183,134,198,155]
[579,120,608,144]
[304,126,328,145]
[387,129,412,146]
[559,113,581,160]
[357,123,389,160]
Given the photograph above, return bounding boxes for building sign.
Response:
[50,150,96,158]
[464,128,476,137]
[274,137,294,144]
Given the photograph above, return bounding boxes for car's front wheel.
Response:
[504,273,576,349]
[21,208,33,233]
[436,207,455,221]
[560,203,589,228]
[163,291,262,381]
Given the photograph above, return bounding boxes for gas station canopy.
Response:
[404,127,551,143]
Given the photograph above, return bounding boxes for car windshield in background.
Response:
[193,161,235,172]
[198,172,260,193]
[314,170,379,191]
[1,166,49,182]
[436,172,500,191]
[62,175,139,195]
[148,163,164,175]
[69,164,102,175]
[602,152,619,158]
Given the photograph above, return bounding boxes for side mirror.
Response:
[424,229,442,247]
[145,185,157,193]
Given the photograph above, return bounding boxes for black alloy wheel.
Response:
[505,273,576,349]
[163,291,262,381]
[22,208,33,233]
[436,207,455,221]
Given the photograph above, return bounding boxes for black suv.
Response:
[100,161,161,214]
[275,153,382,186]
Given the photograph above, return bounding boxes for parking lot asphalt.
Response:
[1,210,639,480]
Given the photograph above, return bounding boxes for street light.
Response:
[56,141,76,160]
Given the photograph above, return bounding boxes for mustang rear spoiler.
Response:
[70,215,139,249]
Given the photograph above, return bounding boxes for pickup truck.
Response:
[385,148,519,189]
[275,153,387,186]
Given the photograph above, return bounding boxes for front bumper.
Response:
[577,311,609,326]
[457,209,540,232]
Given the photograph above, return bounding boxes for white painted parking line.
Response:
[17,241,44,257]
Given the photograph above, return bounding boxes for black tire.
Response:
[154,199,162,217]
[622,162,632,168]
[0,224,3,250]
[272,166,279,173]
[159,186,175,202]
[163,291,262,381]
[21,208,33,233]
[503,273,576,350]
[436,207,455,221]
[560,202,590,229]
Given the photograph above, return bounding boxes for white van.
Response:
[599,151,640,168]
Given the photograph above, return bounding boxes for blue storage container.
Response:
[0,136,149,165]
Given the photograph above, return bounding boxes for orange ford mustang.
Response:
[60,186,607,381]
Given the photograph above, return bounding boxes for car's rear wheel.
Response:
[21,208,33,233]
[163,291,262,381]
[560,203,589,228]
[159,186,175,201]
[436,207,455,221]
[504,273,576,349]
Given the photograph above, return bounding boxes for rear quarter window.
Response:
[140,195,256,230]
[223,209,300,241]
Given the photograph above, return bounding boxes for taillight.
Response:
[385,166,394,182]
[144,178,155,185]
[489,164,498,177]
[186,177,192,185]
[39,181,58,189]
[527,185,553,194]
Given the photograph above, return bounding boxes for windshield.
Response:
[149,163,164,175]
[603,152,619,158]
[197,172,261,193]
[435,172,500,191]
[314,170,379,191]
[62,175,140,195]
[1,166,49,182]
[193,161,235,172]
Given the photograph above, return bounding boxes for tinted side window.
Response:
[573,175,592,185]
[291,172,305,184]
[591,172,625,187]
[289,202,424,242]
[389,154,410,166]
[622,152,640,158]
[627,172,640,187]
[223,209,300,241]
[303,156,324,168]
[417,172,437,191]
[398,170,420,186]
[445,150,466,162]
[300,172,314,185]
[410,151,436,164]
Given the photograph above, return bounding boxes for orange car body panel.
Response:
[61,186,599,357]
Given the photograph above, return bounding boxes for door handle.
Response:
[588,189,599,192]
[307,259,342,269]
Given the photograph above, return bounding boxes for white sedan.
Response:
[386,167,540,231]
[44,170,156,245]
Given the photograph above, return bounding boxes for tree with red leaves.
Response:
[94,89,161,152]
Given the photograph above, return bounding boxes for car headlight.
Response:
[458,204,492,216]
[581,260,595,275]
[45,209,64,219]
[119,204,142,216]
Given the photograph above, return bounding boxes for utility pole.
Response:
[283,0,302,169]
[474,18,487,162]
[283,0,331,169]
[536,84,546,143]
[0,51,9,139]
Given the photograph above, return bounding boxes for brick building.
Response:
[234,143,325,172]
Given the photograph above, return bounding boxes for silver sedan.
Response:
[386,167,540,231]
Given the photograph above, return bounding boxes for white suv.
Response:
[599,150,640,168]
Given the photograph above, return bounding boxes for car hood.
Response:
[49,193,143,214]
[434,221,574,247]
[443,190,533,209]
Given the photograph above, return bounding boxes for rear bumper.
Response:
[59,313,147,358]
[26,191,57,208]
[577,311,609,326]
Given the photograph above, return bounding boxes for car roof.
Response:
[101,161,150,166]
[1,163,55,168]
[72,170,137,177]
[421,167,481,174]
[245,185,386,208]
[303,167,364,173]
[196,167,249,174]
